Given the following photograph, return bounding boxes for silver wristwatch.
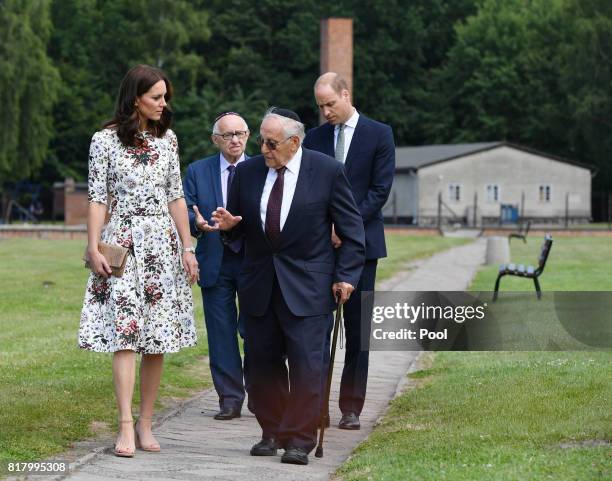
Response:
[182,246,196,254]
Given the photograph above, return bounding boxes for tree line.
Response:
[1,0,611,196]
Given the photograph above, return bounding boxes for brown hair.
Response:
[104,64,173,146]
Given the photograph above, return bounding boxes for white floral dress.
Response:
[79,128,197,354]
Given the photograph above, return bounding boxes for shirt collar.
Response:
[220,152,245,171]
[336,108,359,130]
[283,147,302,175]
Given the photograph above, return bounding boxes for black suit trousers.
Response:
[338,259,378,415]
[244,274,332,453]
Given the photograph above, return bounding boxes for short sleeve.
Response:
[165,130,185,202]
[88,131,109,204]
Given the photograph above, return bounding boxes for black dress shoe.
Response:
[213,407,241,420]
[338,412,360,430]
[250,438,277,456]
[281,446,308,465]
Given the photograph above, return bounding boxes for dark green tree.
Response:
[46,0,210,182]
[423,0,612,191]
[0,0,60,182]
[559,0,612,191]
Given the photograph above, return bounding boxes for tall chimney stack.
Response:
[320,18,353,124]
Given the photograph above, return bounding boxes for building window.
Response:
[539,184,551,203]
[448,183,461,202]
[486,184,500,203]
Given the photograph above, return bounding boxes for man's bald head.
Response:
[211,113,250,163]
[314,72,350,96]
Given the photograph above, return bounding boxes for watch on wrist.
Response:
[183,246,195,254]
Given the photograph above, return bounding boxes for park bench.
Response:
[493,234,553,301]
[508,220,531,243]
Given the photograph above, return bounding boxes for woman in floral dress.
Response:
[79,65,199,457]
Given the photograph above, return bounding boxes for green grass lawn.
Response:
[471,236,612,291]
[338,235,612,481]
[0,238,209,467]
[0,233,461,468]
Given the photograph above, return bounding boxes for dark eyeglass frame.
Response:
[213,130,249,141]
[256,135,294,151]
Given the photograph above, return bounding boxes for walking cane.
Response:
[315,294,343,458]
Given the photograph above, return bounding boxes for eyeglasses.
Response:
[214,130,249,141]
[257,135,293,151]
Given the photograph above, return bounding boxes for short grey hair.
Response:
[263,107,305,142]
[212,114,249,135]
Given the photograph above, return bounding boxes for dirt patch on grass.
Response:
[89,420,110,435]
[405,352,436,388]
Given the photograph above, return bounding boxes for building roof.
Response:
[395,141,594,172]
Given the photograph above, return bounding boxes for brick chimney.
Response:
[320,18,353,124]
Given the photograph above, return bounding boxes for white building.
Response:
[383,142,593,226]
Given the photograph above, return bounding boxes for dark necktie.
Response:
[226,164,242,253]
[265,166,287,249]
[226,164,236,207]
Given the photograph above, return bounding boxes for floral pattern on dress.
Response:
[79,128,197,354]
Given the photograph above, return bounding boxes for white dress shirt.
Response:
[260,147,302,231]
[334,108,360,164]
[220,153,245,207]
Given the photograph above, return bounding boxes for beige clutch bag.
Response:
[84,242,129,277]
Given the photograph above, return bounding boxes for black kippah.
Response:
[270,107,301,123]
[214,111,242,122]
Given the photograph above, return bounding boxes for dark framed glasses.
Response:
[214,130,249,141]
[257,135,292,151]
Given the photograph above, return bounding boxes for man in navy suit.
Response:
[183,112,250,420]
[212,108,365,465]
[303,72,395,430]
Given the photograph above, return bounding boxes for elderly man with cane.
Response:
[212,107,365,465]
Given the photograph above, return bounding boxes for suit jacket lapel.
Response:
[322,123,335,157]
[344,115,365,176]
[280,151,313,246]
[209,154,223,208]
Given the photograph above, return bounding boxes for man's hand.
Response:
[210,207,242,231]
[332,282,354,305]
[193,206,217,233]
[331,224,342,249]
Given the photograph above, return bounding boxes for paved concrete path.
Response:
[440,228,483,239]
[31,239,486,481]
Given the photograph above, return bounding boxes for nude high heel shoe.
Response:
[135,416,161,452]
[114,419,135,458]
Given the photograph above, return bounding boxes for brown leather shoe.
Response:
[338,412,360,430]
